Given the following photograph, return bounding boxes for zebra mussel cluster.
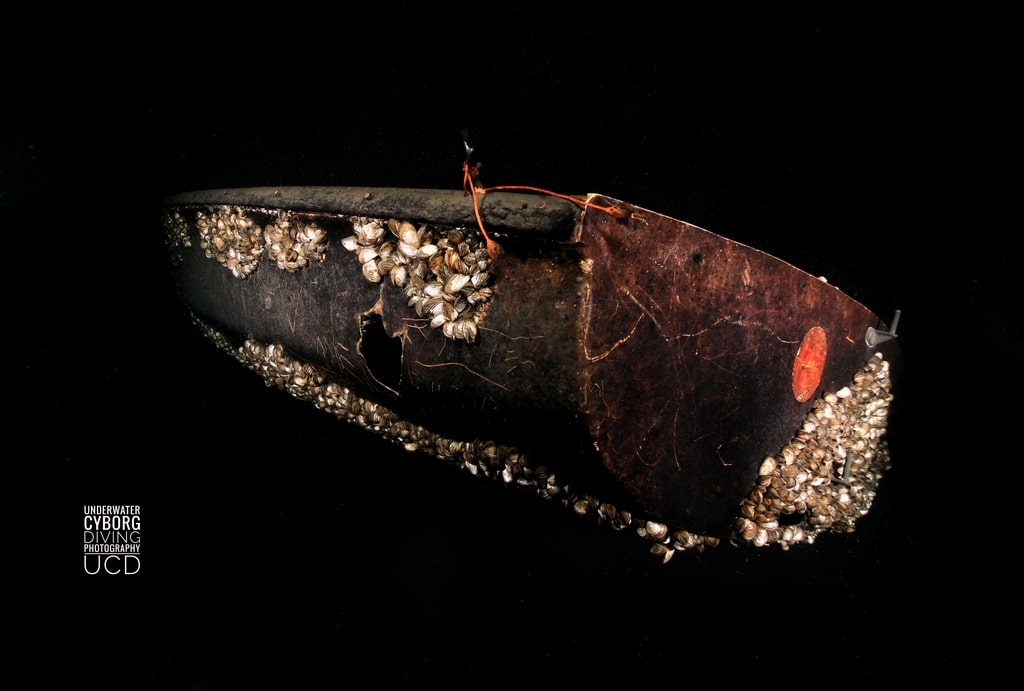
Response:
[194,205,265,278]
[734,351,893,550]
[193,320,724,561]
[263,212,328,272]
[213,323,548,501]
[163,210,192,261]
[342,217,494,342]
[190,317,892,563]
[167,205,328,279]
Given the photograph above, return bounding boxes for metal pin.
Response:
[865,309,901,347]
[833,449,856,486]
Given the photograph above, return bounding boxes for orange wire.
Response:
[485,185,630,218]
[462,161,633,259]
[462,161,503,259]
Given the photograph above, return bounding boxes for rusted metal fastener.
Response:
[162,186,900,556]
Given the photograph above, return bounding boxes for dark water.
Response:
[7,7,1016,687]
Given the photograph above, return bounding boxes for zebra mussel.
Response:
[168,205,328,278]
[342,217,495,342]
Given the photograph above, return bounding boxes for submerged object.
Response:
[162,185,900,559]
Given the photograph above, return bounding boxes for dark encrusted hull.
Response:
[163,186,900,553]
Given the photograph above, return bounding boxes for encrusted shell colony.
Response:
[165,205,330,279]
[733,352,893,550]
[163,210,192,261]
[194,205,266,279]
[263,212,328,272]
[162,206,493,342]
[192,314,893,562]
[342,218,494,342]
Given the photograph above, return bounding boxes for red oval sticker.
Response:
[792,326,827,402]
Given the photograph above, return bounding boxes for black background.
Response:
[7,6,1018,688]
